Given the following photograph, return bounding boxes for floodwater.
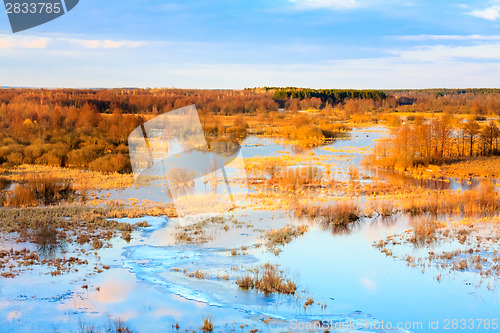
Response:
[1,127,499,332]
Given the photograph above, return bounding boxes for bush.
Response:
[89,153,130,173]
[29,176,74,205]
[23,144,46,164]
[6,176,74,207]
[6,151,24,165]
[236,263,296,295]
[0,176,11,190]
[321,202,360,227]
[36,150,63,167]
[265,225,308,249]
[66,146,100,168]
[296,125,325,140]
[410,219,439,246]
[201,317,214,333]
[227,125,248,139]
[6,184,38,207]
[294,201,361,234]
[33,223,59,249]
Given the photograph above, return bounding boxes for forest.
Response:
[371,115,500,171]
[0,87,499,174]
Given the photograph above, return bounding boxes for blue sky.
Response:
[1,0,500,88]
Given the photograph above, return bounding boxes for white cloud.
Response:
[0,34,150,50]
[2,54,500,89]
[0,36,50,49]
[67,38,148,49]
[289,0,358,10]
[392,43,500,62]
[396,34,500,41]
[1,35,500,89]
[470,6,500,21]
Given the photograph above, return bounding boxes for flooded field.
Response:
[1,127,500,333]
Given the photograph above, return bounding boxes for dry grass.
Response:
[348,165,360,180]
[0,205,168,235]
[303,297,314,310]
[295,201,361,230]
[371,200,396,218]
[28,176,74,205]
[201,317,214,333]
[78,319,133,333]
[439,157,500,179]
[236,263,297,295]
[264,225,308,249]
[174,216,239,245]
[266,165,323,192]
[399,181,500,217]
[6,184,38,207]
[0,202,161,278]
[3,176,75,207]
[33,222,59,250]
[322,202,360,227]
[0,204,174,259]
[187,270,209,280]
[7,164,134,191]
[410,218,441,246]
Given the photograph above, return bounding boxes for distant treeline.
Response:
[1,87,498,117]
[265,87,387,104]
[0,88,277,116]
[386,88,500,98]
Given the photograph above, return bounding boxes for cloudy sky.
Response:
[1,0,500,88]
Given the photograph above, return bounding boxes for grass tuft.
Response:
[236,263,296,295]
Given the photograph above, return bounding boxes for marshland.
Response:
[1,88,500,332]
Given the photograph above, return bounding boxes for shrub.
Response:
[23,144,47,164]
[66,146,99,168]
[296,125,325,146]
[227,124,248,139]
[33,223,59,250]
[321,202,360,227]
[5,176,74,207]
[89,153,130,173]
[201,317,214,333]
[265,225,308,249]
[294,201,361,234]
[36,150,64,167]
[236,263,296,295]
[410,218,440,246]
[92,237,103,250]
[0,176,11,190]
[28,176,74,205]
[6,184,38,207]
[6,151,24,166]
[348,165,359,179]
